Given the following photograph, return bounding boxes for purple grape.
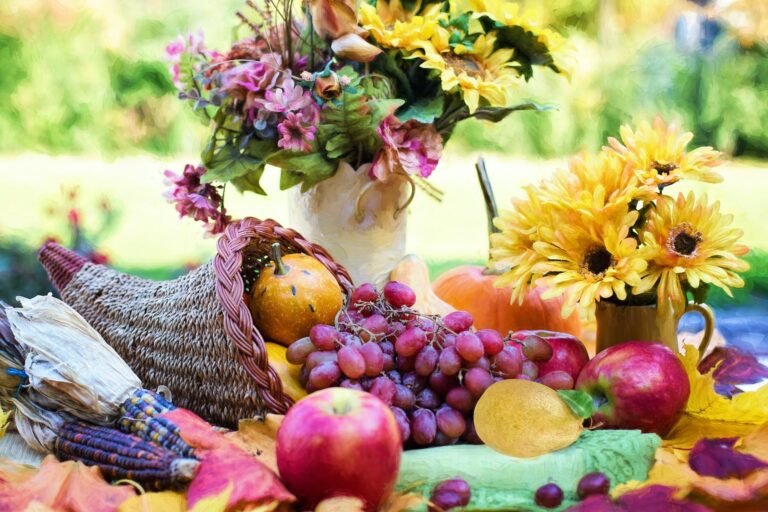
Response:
[360,376,373,390]
[393,384,416,411]
[455,332,484,363]
[370,376,396,405]
[429,491,464,511]
[429,371,459,398]
[433,431,459,446]
[469,355,491,371]
[416,388,441,410]
[445,387,475,414]
[540,370,574,390]
[577,472,610,499]
[438,346,462,376]
[308,362,341,389]
[343,307,366,323]
[383,281,417,308]
[430,478,471,510]
[360,342,385,376]
[433,479,471,502]
[351,282,379,304]
[380,340,395,356]
[442,311,473,333]
[535,483,564,508]
[339,379,364,391]
[411,409,437,446]
[339,332,363,347]
[415,345,439,376]
[382,354,395,371]
[402,371,427,393]
[492,345,523,378]
[397,355,416,373]
[337,345,366,379]
[309,324,340,350]
[395,327,427,357]
[521,360,539,380]
[521,335,553,362]
[436,407,467,438]
[476,329,504,356]
[386,322,406,340]
[391,406,411,443]
[462,417,482,444]
[299,365,309,387]
[305,350,338,371]
[285,337,316,364]
[360,314,389,342]
[441,333,456,347]
[464,367,494,398]
[386,370,402,384]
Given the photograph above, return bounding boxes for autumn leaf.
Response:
[568,484,710,511]
[226,414,283,473]
[689,438,768,479]
[118,491,186,512]
[0,405,10,438]
[665,416,759,452]
[740,423,768,461]
[698,347,768,397]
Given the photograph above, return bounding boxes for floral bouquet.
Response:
[490,118,750,319]
[162,0,568,234]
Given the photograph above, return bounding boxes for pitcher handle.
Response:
[685,302,715,360]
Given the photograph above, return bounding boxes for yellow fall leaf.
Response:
[614,448,697,497]
[188,485,232,512]
[225,414,284,474]
[739,423,768,461]
[0,404,11,438]
[664,415,760,451]
[117,491,186,512]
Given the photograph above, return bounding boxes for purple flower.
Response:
[277,112,317,152]
[261,78,314,113]
[163,164,231,235]
[220,55,284,114]
[370,117,444,181]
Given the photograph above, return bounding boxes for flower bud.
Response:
[331,33,382,63]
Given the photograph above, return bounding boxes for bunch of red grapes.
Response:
[286,281,569,448]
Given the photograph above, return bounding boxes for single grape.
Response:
[382,354,396,372]
[469,355,491,371]
[429,371,460,398]
[339,379,364,391]
[535,483,564,509]
[540,370,575,390]
[308,362,341,389]
[360,314,389,342]
[433,431,459,447]
[445,387,475,414]
[492,345,523,378]
[339,332,363,347]
[411,409,437,446]
[455,332,484,363]
[370,376,396,405]
[395,327,427,357]
[343,308,366,324]
[433,478,471,502]
[337,345,366,379]
[577,472,610,499]
[385,322,406,340]
[379,340,395,356]
[408,317,437,341]
[305,350,338,371]
[391,406,411,444]
[383,281,417,308]
[397,355,416,373]
[464,367,494,398]
[298,365,309,387]
[476,329,504,356]
[416,388,441,410]
[360,376,373,390]
[402,371,427,393]
[462,417,482,444]
[517,374,533,381]
[285,337,316,364]
[521,335,553,362]
[386,370,403,384]
[429,491,464,511]
[442,311,474,333]
[360,342,385,376]
[309,324,340,350]
[438,346,462,376]
[393,384,416,411]
[436,406,467,438]
[441,333,456,347]
[521,360,539,380]
[415,345,439,377]
[351,283,379,304]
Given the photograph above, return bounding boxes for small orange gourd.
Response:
[432,159,581,337]
[250,243,343,346]
[389,254,455,316]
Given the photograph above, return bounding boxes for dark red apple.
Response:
[276,387,402,511]
[509,330,590,382]
[575,341,690,436]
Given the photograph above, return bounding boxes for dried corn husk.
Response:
[0,305,24,407]
[5,296,141,425]
[12,398,65,453]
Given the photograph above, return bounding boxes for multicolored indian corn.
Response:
[118,389,195,458]
[55,421,198,490]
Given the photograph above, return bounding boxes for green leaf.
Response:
[231,165,267,195]
[279,169,305,190]
[369,98,404,125]
[267,150,337,190]
[397,96,445,124]
[557,390,595,420]
[201,138,276,189]
[472,102,554,123]
[484,22,561,79]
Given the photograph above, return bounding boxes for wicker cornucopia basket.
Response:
[38,217,353,428]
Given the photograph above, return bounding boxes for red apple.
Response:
[509,330,590,382]
[276,387,402,511]
[575,341,690,436]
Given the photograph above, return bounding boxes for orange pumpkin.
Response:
[250,243,344,346]
[432,158,581,337]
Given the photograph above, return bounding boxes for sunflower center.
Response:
[669,224,702,256]
[651,161,679,175]
[444,54,482,77]
[583,246,613,276]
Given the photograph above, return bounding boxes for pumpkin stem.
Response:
[475,157,500,264]
[270,243,289,276]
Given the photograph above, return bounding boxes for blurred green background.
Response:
[1,0,767,306]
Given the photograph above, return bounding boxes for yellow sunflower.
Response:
[634,192,750,316]
[532,209,649,318]
[417,34,521,113]
[359,2,448,52]
[542,151,658,224]
[605,117,723,188]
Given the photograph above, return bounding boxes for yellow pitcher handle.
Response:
[685,302,715,360]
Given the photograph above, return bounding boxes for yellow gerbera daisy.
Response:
[359,2,448,52]
[605,117,723,188]
[417,34,521,113]
[533,209,649,318]
[634,191,750,316]
[542,151,657,224]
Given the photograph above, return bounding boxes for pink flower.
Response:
[221,55,284,113]
[261,78,313,113]
[370,117,444,181]
[165,36,186,63]
[163,164,232,235]
[277,112,317,152]
[165,31,208,90]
